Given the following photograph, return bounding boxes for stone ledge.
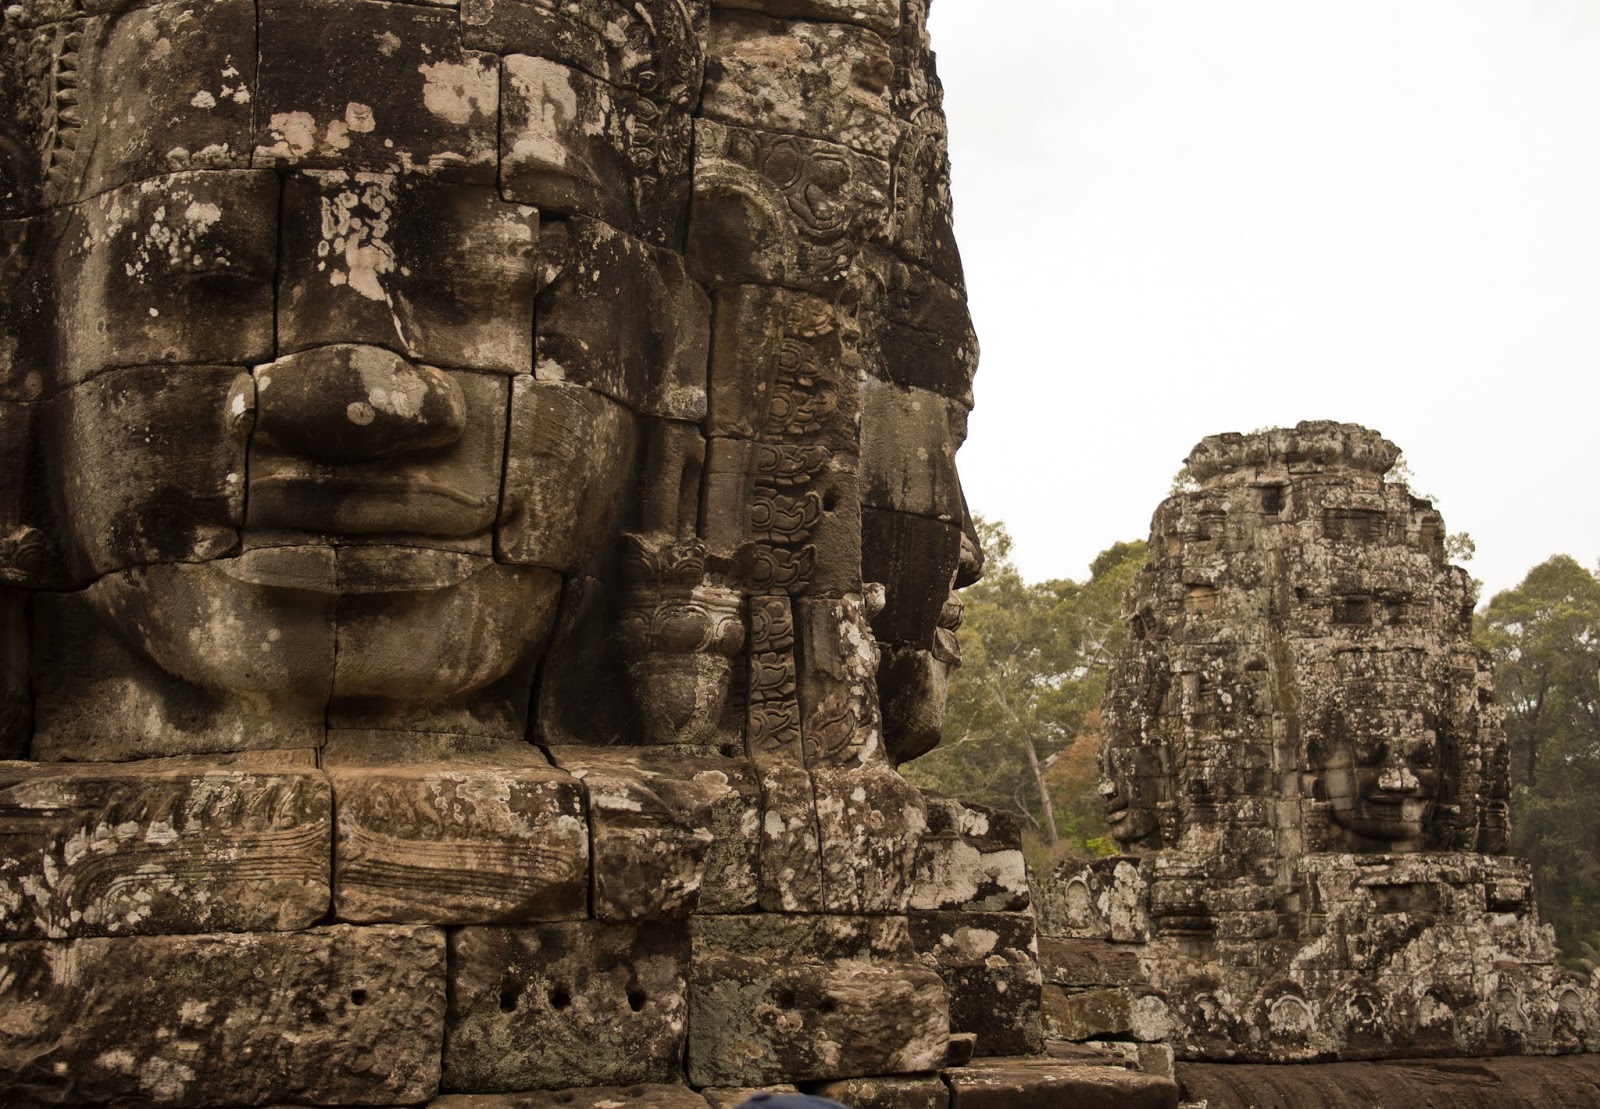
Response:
[1177,1054,1600,1108]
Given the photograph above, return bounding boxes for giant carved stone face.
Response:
[0,0,980,765]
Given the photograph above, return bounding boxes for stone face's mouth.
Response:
[218,542,491,594]
[246,474,500,536]
[251,476,492,509]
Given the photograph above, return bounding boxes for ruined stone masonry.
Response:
[1039,423,1600,1088]
[0,2,1187,1106]
[5,0,1584,1102]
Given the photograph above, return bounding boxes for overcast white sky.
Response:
[928,0,1600,603]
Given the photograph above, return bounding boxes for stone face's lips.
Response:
[245,474,499,537]
[250,475,493,509]
[219,543,489,594]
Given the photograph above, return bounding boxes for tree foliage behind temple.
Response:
[1478,555,1600,969]
[902,519,1147,867]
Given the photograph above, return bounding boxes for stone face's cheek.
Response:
[54,171,279,390]
[255,0,498,177]
[47,365,251,581]
[495,377,638,576]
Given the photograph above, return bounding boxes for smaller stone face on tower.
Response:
[1100,421,1507,871]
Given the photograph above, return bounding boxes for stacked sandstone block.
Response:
[0,751,1096,1103]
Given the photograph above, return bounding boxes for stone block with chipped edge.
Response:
[0,925,446,1107]
[0,758,330,939]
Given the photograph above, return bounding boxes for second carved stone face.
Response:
[1309,692,1441,851]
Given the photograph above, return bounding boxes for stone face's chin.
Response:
[1322,767,1436,848]
[1333,797,1435,848]
[1105,804,1159,846]
[328,559,561,701]
[90,552,560,709]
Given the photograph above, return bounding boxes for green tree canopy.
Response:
[903,518,1147,863]
[1478,555,1600,967]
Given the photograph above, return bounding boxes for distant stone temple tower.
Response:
[1042,423,1597,1063]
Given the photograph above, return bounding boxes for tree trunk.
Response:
[1023,735,1058,844]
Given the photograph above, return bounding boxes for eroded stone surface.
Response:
[0,760,330,939]
[943,1060,1179,1109]
[501,56,691,245]
[912,911,1044,1058]
[911,795,1029,913]
[48,0,257,205]
[256,0,497,176]
[703,12,903,159]
[0,925,446,1107]
[688,118,890,292]
[433,1087,712,1109]
[329,760,588,925]
[547,747,720,921]
[687,948,948,1087]
[444,922,690,1092]
[805,1074,949,1109]
[461,0,709,109]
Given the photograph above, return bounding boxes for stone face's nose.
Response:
[253,344,467,463]
[1377,765,1421,793]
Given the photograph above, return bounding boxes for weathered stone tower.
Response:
[1043,422,1596,1066]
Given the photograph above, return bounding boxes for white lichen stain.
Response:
[144,821,179,846]
[138,1057,195,1102]
[950,926,1001,961]
[183,201,222,232]
[318,175,398,306]
[265,112,318,159]
[506,57,590,175]
[418,59,496,125]
[323,120,352,153]
[190,90,216,109]
[96,1048,138,1073]
[345,102,377,133]
[375,30,401,56]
